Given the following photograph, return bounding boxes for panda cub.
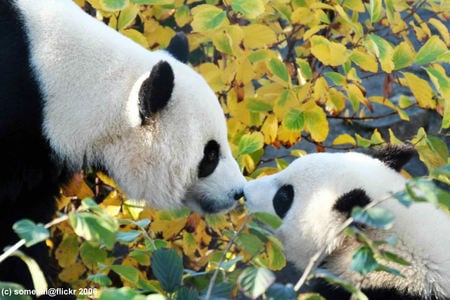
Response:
[0,0,244,289]
[244,145,450,299]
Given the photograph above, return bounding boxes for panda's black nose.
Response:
[234,190,244,201]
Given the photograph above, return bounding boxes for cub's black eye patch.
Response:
[333,188,371,217]
[198,140,220,178]
[273,184,294,218]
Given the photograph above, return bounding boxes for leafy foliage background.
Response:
[3,0,450,299]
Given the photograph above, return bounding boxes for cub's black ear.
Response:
[333,188,371,218]
[139,61,174,121]
[372,144,416,172]
[167,32,189,63]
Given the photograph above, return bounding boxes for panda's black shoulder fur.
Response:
[371,144,416,172]
[0,0,71,290]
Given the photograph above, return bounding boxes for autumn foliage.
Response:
[2,0,450,299]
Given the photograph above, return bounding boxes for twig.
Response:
[205,214,252,300]
[0,215,69,264]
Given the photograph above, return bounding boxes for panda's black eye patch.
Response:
[198,140,220,178]
[333,188,371,218]
[273,184,294,219]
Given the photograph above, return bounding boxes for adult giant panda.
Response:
[244,145,450,299]
[0,0,244,289]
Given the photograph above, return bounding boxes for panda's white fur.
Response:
[0,0,245,289]
[244,147,450,299]
[13,0,245,212]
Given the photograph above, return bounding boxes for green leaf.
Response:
[117,4,138,30]
[110,265,140,283]
[349,246,379,275]
[267,58,290,84]
[235,232,265,256]
[247,99,273,112]
[266,283,296,300]
[366,34,394,73]
[415,36,448,65]
[191,4,229,32]
[231,0,265,19]
[393,42,414,70]
[13,219,49,247]
[352,207,395,229]
[101,0,128,11]
[238,132,264,156]
[80,241,108,267]
[252,212,282,230]
[176,286,199,300]
[69,209,118,249]
[431,164,450,184]
[413,128,448,171]
[296,58,313,80]
[369,0,383,23]
[89,273,113,286]
[406,178,450,209]
[238,267,275,299]
[200,282,233,299]
[116,230,141,243]
[325,72,346,86]
[282,109,304,131]
[151,248,183,293]
[315,269,368,300]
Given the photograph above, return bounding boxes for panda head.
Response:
[81,37,245,214]
[243,145,415,269]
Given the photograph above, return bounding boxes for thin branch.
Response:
[205,214,252,300]
[0,215,69,264]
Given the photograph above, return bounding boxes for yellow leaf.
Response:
[191,4,229,32]
[333,134,356,146]
[401,72,434,108]
[212,25,244,55]
[277,124,301,147]
[99,190,123,217]
[345,83,369,111]
[151,217,187,240]
[429,18,450,46]
[291,7,315,25]
[351,49,378,72]
[120,28,149,49]
[59,262,86,283]
[310,36,351,66]
[123,199,146,220]
[327,88,346,114]
[196,63,226,92]
[243,24,277,49]
[303,101,329,142]
[97,172,119,189]
[303,25,327,41]
[55,235,79,268]
[261,114,279,144]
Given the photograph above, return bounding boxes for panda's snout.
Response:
[234,190,244,201]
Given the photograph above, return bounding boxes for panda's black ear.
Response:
[333,188,371,217]
[139,61,174,121]
[167,32,189,63]
[372,144,416,172]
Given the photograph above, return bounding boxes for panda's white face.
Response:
[244,150,410,270]
[17,0,245,214]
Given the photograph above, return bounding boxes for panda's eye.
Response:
[273,185,294,218]
[198,140,220,178]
